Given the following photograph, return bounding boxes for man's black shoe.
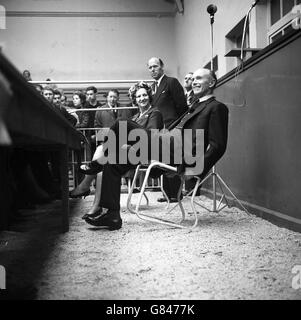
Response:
[85,210,122,230]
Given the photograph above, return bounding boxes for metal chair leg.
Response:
[126,165,149,210]
[127,161,199,229]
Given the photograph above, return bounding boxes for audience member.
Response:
[183,72,194,106]
[45,78,58,90]
[53,90,77,126]
[94,89,120,129]
[60,93,79,124]
[60,94,68,108]
[34,84,43,95]
[22,70,32,81]
[73,90,90,129]
[42,85,54,103]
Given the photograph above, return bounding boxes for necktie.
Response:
[186,91,193,105]
[188,100,199,113]
[153,81,158,95]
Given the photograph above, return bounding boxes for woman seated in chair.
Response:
[75,81,164,219]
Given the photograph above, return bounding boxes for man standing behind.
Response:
[147,57,187,203]
[183,72,194,106]
[86,86,102,153]
[86,86,102,129]
[86,86,102,110]
[148,57,187,127]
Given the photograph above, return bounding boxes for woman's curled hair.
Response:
[128,81,152,106]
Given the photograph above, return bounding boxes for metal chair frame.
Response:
[126,161,200,229]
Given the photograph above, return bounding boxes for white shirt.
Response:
[155,74,165,87]
[186,89,193,95]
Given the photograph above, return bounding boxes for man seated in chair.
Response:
[83,68,229,230]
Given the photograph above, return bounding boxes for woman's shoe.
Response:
[82,207,103,220]
[78,161,103,175]
[69,189,91,199]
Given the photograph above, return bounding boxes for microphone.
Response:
[207,4,217,16]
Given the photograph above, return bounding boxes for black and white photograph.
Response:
[0,0,301,303]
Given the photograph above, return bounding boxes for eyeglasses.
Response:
[184,77,192,80]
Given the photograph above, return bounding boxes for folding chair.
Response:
[126,161,200,229]
[126,165,170,208]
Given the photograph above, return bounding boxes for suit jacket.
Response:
[168,97,229,178]
[76,102,95,129]
[95,103,118,128]
[95,102,138,128]
[131,107,163,130]
[151,75,187,128]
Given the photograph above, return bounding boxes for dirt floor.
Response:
[0,191,301,300]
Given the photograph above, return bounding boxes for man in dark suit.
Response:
[85,68,228,230]
[147,57,188,203]
[183,72,194,106]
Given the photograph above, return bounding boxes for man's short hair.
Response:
[148,57,164,67]
[208,69,217,89]
[53,89,62,97]
[158,58,164,67]
[43,85,54,93]
[86,86,97,94]
[34,84,43,91]
[106,89,120,97]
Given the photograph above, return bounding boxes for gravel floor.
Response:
[1,192,301,300]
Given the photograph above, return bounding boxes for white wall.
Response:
[0,0,177,81]
[1,0,174,13]
[0,0,269,83]
[174,0,258,81]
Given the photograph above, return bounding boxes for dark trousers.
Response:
[100,163,134,210]
[162,175,182,199]
[98,119,180,210]
[99,120,146,211]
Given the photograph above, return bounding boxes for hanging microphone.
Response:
[207,4,217,24]
[207,4,217,16]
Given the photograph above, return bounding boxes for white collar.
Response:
[199,94,214,103]
[108,103,116,109]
